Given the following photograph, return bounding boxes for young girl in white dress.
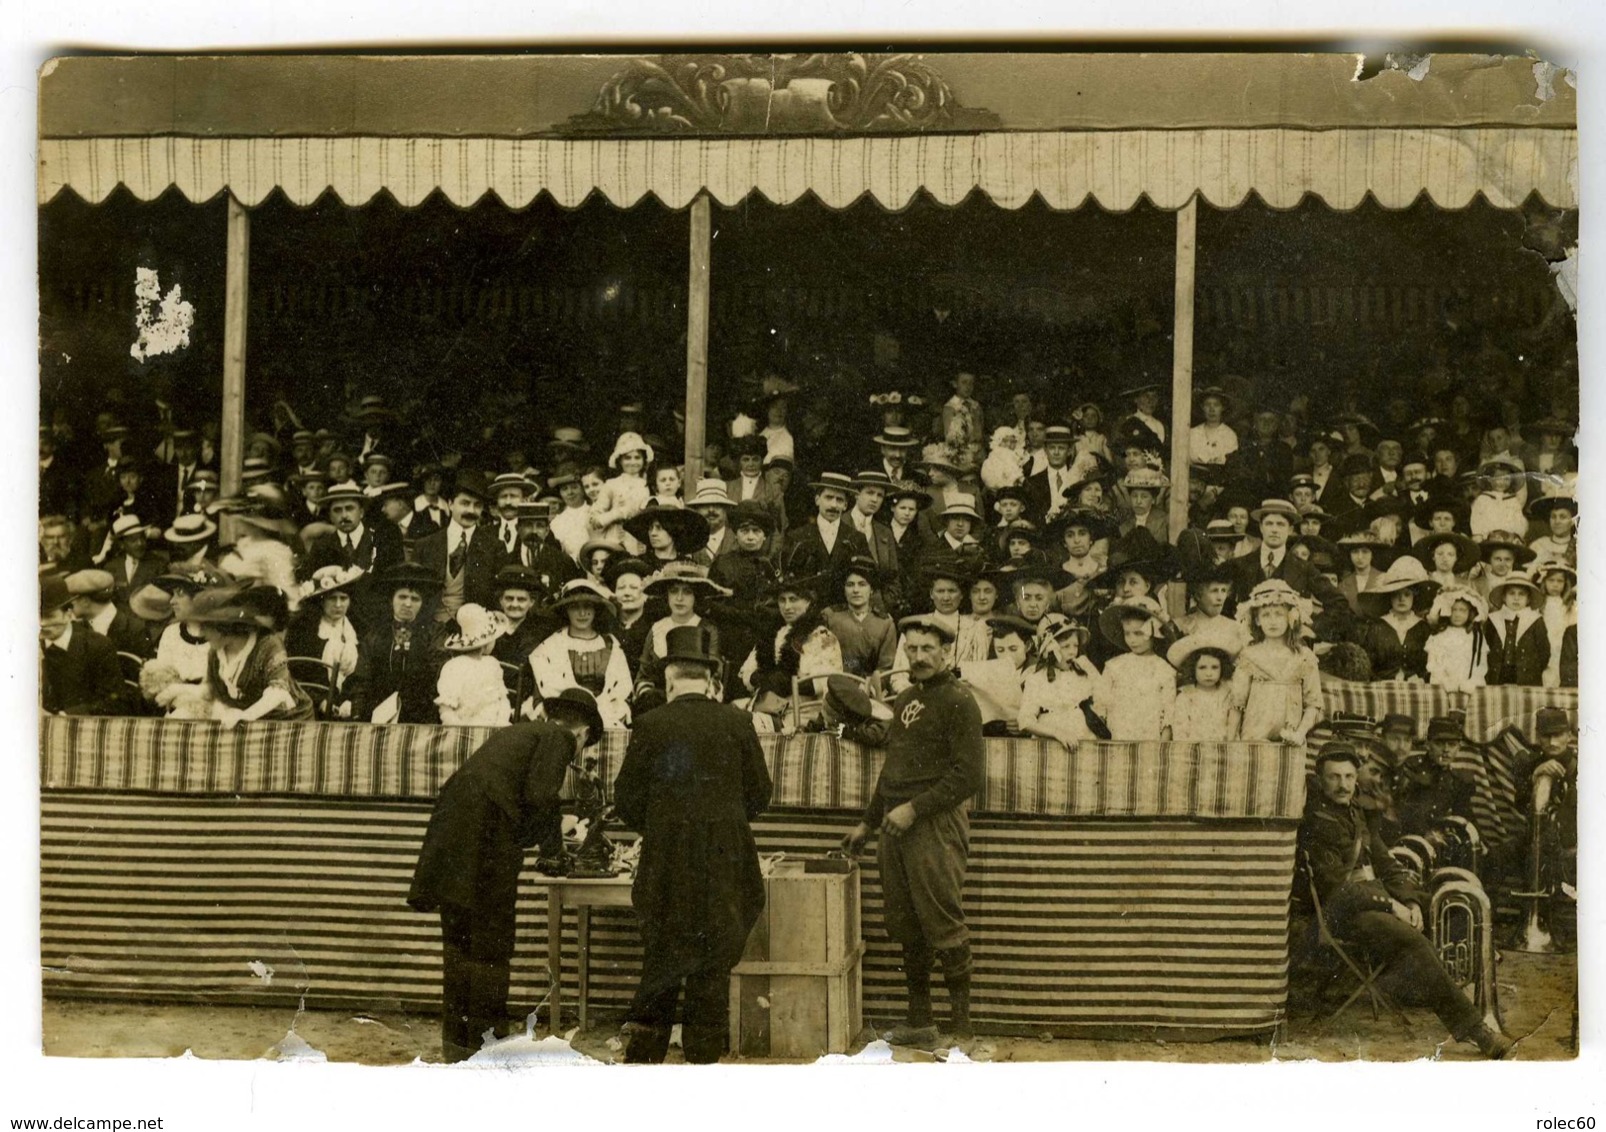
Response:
[1166,633,1239,742]
[1424,584,1488,695]
[435,604,512,726]
[1226,579,1321,745]
[589,432,654,554]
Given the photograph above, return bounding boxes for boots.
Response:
[1472,1024,1515,1060]
[938,944,974,1041]
[883,942,938,1047]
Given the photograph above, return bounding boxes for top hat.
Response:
[662,623,722,669]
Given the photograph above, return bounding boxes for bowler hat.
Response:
[540,686,604,744]
[40,573,72,616]
[450,469,492,503]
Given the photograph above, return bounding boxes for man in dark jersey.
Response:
[842,614,985,1047]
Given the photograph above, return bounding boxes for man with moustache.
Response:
[779,471,872,580]
[303,480,404,630]
[414,471,507,623]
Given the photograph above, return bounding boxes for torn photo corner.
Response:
[35,48,1578,1069]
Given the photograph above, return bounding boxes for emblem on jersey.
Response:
[900,699,925,728]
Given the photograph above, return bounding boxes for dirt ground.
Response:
[41,950,1575,1065]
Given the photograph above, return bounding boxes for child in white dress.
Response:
[1424,584,1489,695]
[1166,632,1239,742]
[435,604,512,726]
[1093,596,1176,740]
[1019,620,1103,748]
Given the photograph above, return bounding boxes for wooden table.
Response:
[543,875,635,1032]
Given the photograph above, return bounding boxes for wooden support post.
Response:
[220,193,250,498]
[1167,196,1198,541]
[683,193,712,488]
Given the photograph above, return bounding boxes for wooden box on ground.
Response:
[729,859,864,1058]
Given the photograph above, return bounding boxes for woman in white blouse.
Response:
[1187,386,1239,466]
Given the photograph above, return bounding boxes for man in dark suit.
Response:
[613,626,772,1063]
[689,479,741,563]
[778,472,872,580]
[1227,499,1350,626]
[413,470,506,624]
[1324,453,1377,527]
[512,500,580,602]
[66,568,153,659]
[724,436,788,527]
[847,471,904,612]
[1225,409,1294,502]
[1020,425,1079,528]
[303,481,405,631]
[40,574,128,715]
[408,690,603,1062]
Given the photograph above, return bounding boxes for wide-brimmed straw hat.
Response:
[643,560,732,598]
[624,502,710,552]
[1335,529,1399,569]
[1487,570,1542,607]
[809,471,859,496]
[303,565,367,603]
[110,514,158,541]
[443,603,510,652]
[1359,557,1441,615]
[1532,559,1578,590]
[348,394,395,423]
[161,513,218,545]
[1250,499,1300,524]
[1478,532,1536,566]
[549,578,618,622]
[872,426,922,449]
[1099,595,1166,644]
[939,493,984,521]
[688,479,737,509]
[1525,493,1578,522]
[1166,628,1243,672]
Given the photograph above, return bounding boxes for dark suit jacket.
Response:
[1484,611,1549,687]
[1227,546,1351,628]
[778,518,872,582]
[111,551,170,614]
[512,536,581,602]
[42,625,128,714]
[39,459,76,519]
[1021,466,1077,528]
[848,514,903,612]
[414,523,507,616]
[346,618,445,723]
[96,607,155,659]
[304,521,406,630]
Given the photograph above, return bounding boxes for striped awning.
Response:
[37,127,1578,211]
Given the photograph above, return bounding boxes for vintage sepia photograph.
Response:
[31,45,1582,1081]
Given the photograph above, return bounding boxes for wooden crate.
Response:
[729,859,865,1058]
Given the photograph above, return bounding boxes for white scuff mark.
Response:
[60,353,70,364]
[1532,60,1572,103]
[247,960,275,985]
[130,267,196,362]
[815,1038,897,1064]
[464,1032,602,1067]
[936,1044,975,1063]
[1550,245,1579,313]
[756,995,771,1009]
[1405,55,1431,82]
[268,1029,327,1063]
[669,1023,682,1047]
[1352,55,1366,82]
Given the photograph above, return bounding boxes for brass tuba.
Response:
[1511,772,1564,954]
[1429,866,1504,1034]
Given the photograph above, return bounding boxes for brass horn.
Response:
[1429,866,1504,1035]
[1511,773,1562,954]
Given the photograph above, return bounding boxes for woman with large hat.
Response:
[822,554,898,681]
[1525,492,1577,566]
[735,572,839,713]
[188,584,315,728]
[1335,530,1397,614]
[345,561,446,725]
[1414,529,1480,590]
[632,562,731,712]
[528,578,632,729]
[286,565,367,715]
[1356,557,1440,682]
[625,500,712,570]
[137,564,230,718]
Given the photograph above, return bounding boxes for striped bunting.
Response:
[38,129,1578,211]
[41,793,1295,1038]
[41,717,1305,820]
[1319,677,1577,744]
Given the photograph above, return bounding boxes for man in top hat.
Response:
[346,562,448,725]
[66,567,154,659]
[1021,424,1079,528]
[689,479,740,563]
[40,573,129,716]
[408,687,604,1062]
[413,471,508,624]
[842,612,985,1047]
[105,525,167,629]
[303,480,404,630]
[1298,742,1511,1058]
[1227,499,1350,622]
[510,499,579,599]
[779,471,873,581]
[613,625,773,1063]
[1392,716,1477,838]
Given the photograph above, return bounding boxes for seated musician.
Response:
[1392,715,1477,838]
[1298,742,1512,1058]
[1504,706,1578,910]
